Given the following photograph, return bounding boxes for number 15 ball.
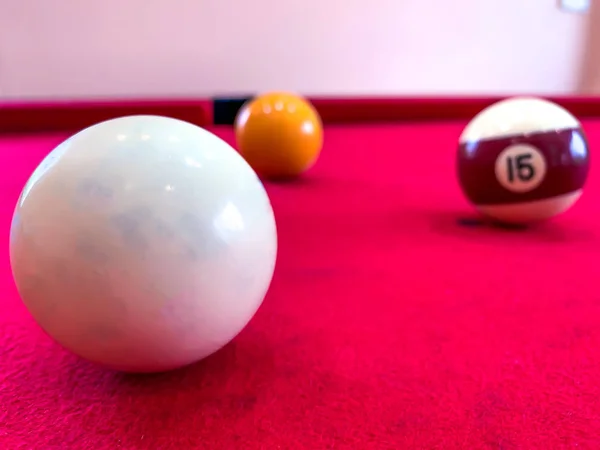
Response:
[457,97,590,224]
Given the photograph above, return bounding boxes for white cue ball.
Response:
[9,115,278,373]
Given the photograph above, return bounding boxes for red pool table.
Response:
[2,97,600,449]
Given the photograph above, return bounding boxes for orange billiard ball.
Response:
[234,92,323,179]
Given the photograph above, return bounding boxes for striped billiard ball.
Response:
[457,97,590,225]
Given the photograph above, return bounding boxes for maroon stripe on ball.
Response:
[457,128,590,205]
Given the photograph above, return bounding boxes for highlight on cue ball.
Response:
[456,96,591,225]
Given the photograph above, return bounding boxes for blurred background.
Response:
[0,0,597,100]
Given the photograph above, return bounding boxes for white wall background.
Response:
[0,0,591,99]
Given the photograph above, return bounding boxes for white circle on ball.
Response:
[494,144,547,193]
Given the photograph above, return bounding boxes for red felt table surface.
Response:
[2,120,600,449]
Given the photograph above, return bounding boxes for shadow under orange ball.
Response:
[234,92,323,179]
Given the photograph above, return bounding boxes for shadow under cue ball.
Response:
[456,97,590,225]
[234,92,324,180]
[9,115,278,373]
